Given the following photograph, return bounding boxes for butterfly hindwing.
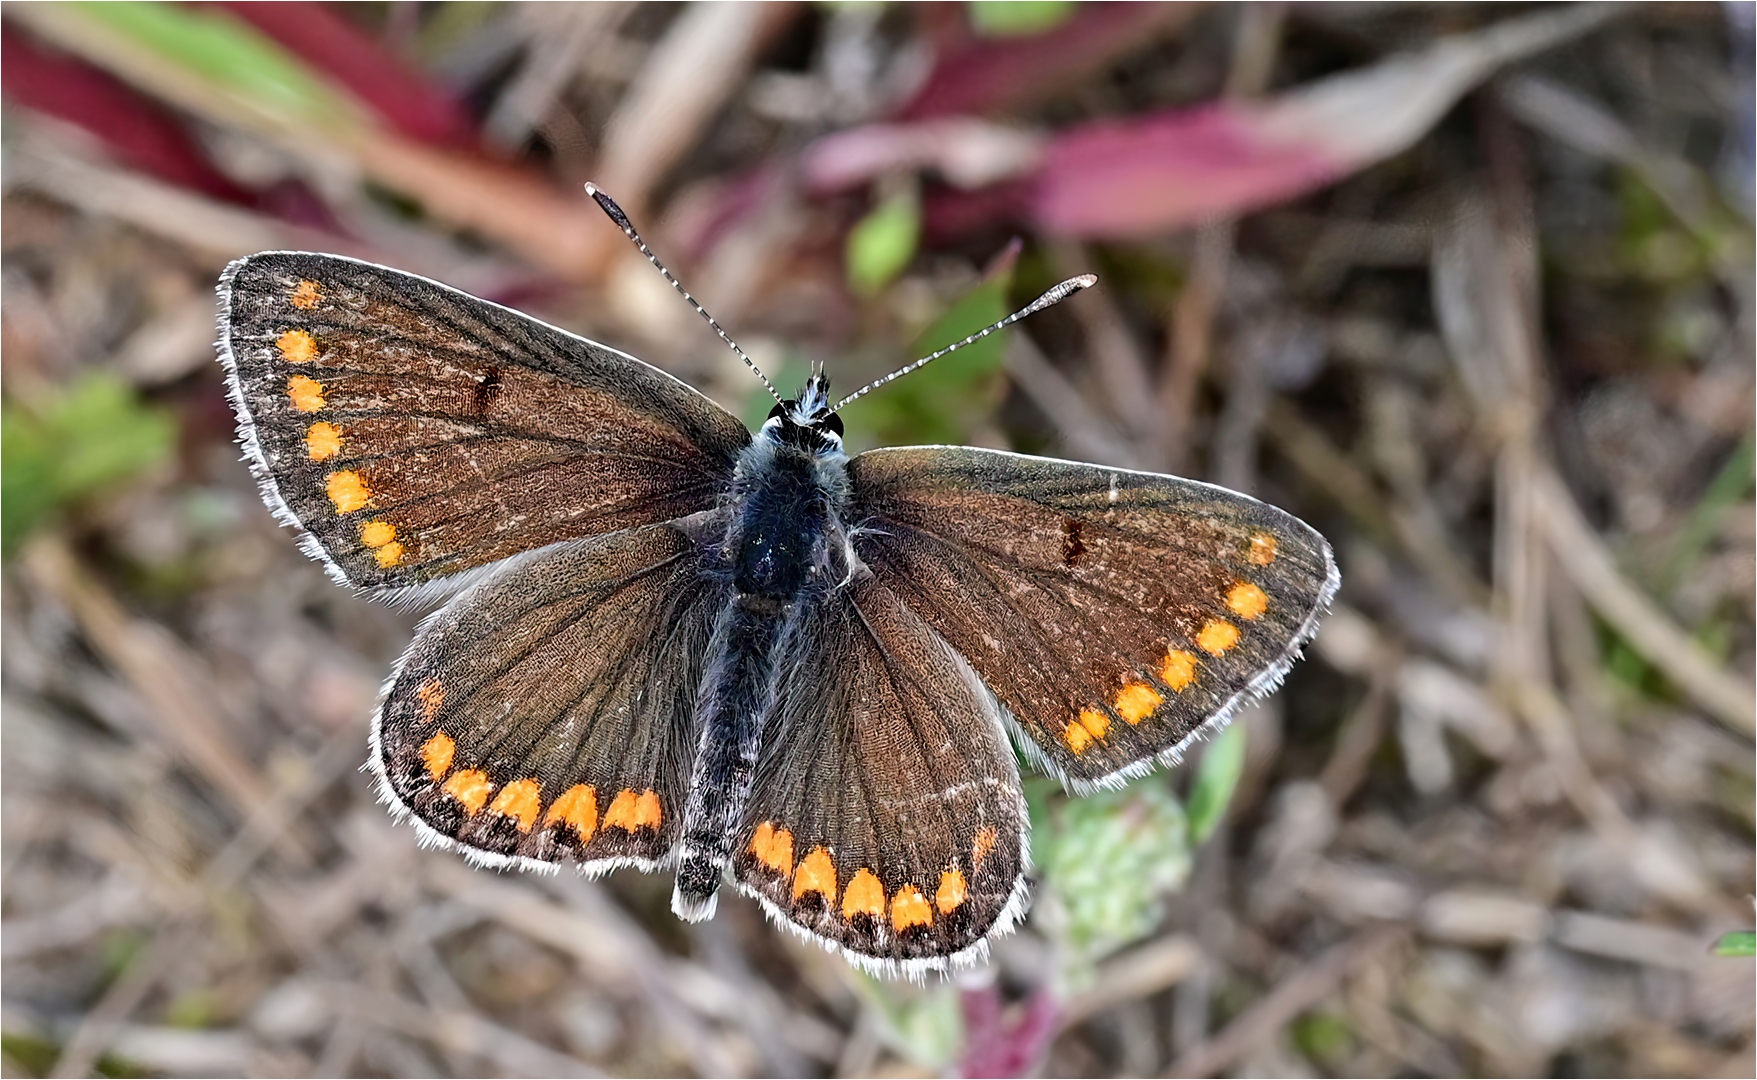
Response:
[731,578,1028,974]
[847,447,1339,789]
[219,252,749,596]
[373,522,729,871]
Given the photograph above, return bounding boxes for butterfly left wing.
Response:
[846,446,1338,791]
[219,252,749,597]
[373,521,729,871]
[731,578,1028,974]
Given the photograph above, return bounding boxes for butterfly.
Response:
[216,185,1338,976]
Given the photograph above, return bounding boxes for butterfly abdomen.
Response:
[675,430,848,920]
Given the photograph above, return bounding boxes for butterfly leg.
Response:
[673,596,788,920]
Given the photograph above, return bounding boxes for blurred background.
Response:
[2,2,1753,1076]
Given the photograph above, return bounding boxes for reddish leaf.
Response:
[1,23,253,204]
[897,2,1199,120]
[209,1,475,147]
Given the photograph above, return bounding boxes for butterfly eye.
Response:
[767,401,791,422]
[823,413,844,437]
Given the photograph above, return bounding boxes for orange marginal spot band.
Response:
[1063,719,1093,755]
[1161,649,1198,691]
[842,868,885,921]
[936,869,968,915]
[793,847,837,903]
[372,541,405,569]
[326,470,370,513]
[543,784,598,844]
[750,822,795,876]
[1196,619,1241,656]
[489,778,543,832]
[634,789,662,830]
[305,421,342,461]
[1114,681,1162,724]
[973,826,997,872]
[287,374,325,412]
[442,769,493,815]
[1227,581,1268,620]
[417,680,444,722]
[892,885,932,932]
[603,789,640,831]
[1249,532,1278,565]
[290,279,323,309]
[420,730,455,781]
[276,328,318,364]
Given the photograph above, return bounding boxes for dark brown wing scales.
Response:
[847,447,1338,789]
[218,252,750,593]
[732,579,1027,973]
[374,524,727,870]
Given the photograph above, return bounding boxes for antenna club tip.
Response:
[1072,273,1098,289]
[583,181,599,196]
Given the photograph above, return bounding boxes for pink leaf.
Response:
[1031,4,1621,236]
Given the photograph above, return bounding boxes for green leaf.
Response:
[969,1,1080,38]
[1186,722,1247,845]
[848,973,963,1070]
[2,375,177,556]
[1711,930,1756,957]
[846,186,921,297]
[1029,776,1192,970]
[13,2,367,137]
[838,254,1017,450]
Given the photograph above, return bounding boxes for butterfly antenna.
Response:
[834,274,1098,411]
[586,182,783,404]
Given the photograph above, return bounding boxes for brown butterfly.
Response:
[216,186,1337,975]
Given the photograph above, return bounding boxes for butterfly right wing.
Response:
[219,252,750,598]
[730,577,1028,974]
[846,446,1338,792]
[372,521,730,872]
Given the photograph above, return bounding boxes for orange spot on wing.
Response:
[442,768,493,815]
[325,470,370,513]
[372,541,404,568]
[603,789,640,831]
[276,328,318,364]
[1249,532,1278,565]
[489,778,543,832]
[543,784,598,844]
[360,520,396,548]
[892,885,932,932]
[305,421,342,461]
[842,868,885,921]
[1079,707,1110,741]
[792,847,837,904]
[420,731,455,781]
[290,280,323,309]
[973,826,997,872]
[1196,619,1240,656]
[287,375,325,412]
[1063,719,1093,755]
[634,789,662,830]
[749,822,794,876]
[1114,682,1163,724]
[1161,649,1198,691]
[1227,582,1268,620]
[417,680,444,723]
[936,869,968,914]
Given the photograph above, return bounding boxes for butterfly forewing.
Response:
[374,523,728,870]
[732,578,1028,973]
[848,447,1338,789]
[219,252,749,594]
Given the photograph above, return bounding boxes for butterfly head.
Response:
[762,374,844,455]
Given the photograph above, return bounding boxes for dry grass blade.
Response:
[1533,465,1756,736]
